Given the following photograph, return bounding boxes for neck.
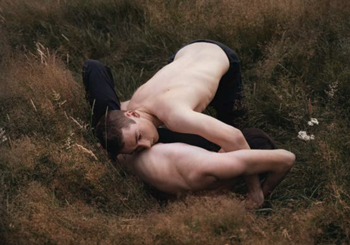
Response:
[136,109,163,127]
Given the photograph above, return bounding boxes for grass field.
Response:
[0,0,350,243]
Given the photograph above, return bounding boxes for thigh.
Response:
[157,127,220,152]
[82,60,121,127]
[209,46,247,126]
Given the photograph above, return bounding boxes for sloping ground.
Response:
[0,0,350,243]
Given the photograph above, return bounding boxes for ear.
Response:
[125,110,140,118]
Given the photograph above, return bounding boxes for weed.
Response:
[1,0,350,243]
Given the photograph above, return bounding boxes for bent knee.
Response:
[83,59,104,70]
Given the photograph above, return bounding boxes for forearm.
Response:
[208,149,295,180]
[261,151,295,196]
[240,150,295,176]
[244,150,295,197]
[261,171,290,197]
[164,110,250,151]
[221,129,260,201]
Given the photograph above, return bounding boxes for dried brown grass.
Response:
[1,0,350,243]
[0,50,88,147]
[8,188,336,244]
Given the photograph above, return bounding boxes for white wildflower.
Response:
[308,118,319,126]
[297,131,315,141]
[325,81,338,99]
[330,81,338,90]
[0,128,8,144]
[298,131,308,140]
[310,118,319,125]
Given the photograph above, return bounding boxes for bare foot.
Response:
[245,188,264,209]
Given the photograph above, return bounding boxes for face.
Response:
[120,113,159,154]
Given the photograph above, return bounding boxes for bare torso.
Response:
[127,42,230,121]
[122,143,237,194]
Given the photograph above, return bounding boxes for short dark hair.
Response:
[241,128,277,150]
[95,110,135,159]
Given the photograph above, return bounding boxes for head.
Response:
[95,110,159,157]
[241,128,277,150]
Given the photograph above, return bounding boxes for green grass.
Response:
[1,0,350,243]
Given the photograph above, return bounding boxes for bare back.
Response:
[127,43,230,118]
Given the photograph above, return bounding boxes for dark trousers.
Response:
[82,60,121,127]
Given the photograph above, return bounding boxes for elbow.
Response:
[218,127,246,151]
[287,151,296,166]
[289,151,296,168]
[282,150,295,171]
[227,127,248,150]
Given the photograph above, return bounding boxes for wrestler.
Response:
[82,41,295,207]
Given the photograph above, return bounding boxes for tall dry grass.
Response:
[1,0,350,243]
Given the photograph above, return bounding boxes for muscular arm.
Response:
[163,109,249,152]
[202,149,295,196]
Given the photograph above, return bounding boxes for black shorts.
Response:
[168,39,247,125]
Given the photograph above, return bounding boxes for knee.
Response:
[83,59,104,70]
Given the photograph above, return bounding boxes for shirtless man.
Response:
[117,130,295,200]
[83,40,294,207]
[95,40,247,156]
